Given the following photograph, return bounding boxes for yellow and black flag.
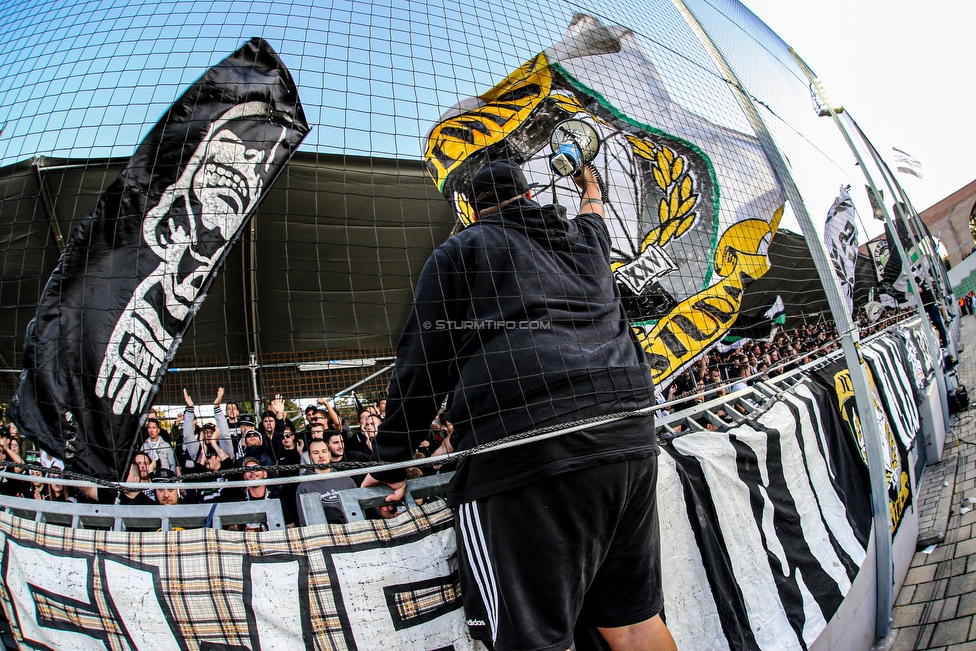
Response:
[424,14,784,388]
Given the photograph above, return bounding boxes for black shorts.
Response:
[453,454,662,651]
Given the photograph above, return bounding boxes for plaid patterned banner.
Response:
[0,500,474,651]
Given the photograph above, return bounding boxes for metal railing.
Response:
[0,494,285,532]
[299,473,454,525]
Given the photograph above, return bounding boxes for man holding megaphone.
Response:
[366,158,676,651]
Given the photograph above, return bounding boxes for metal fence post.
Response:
[670,0,895,638]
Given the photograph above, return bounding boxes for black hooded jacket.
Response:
[373,198,657,504]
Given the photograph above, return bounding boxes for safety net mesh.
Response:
[0,0,945,479]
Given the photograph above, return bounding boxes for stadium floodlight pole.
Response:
[670,0,894,639]
[790,50,952,434]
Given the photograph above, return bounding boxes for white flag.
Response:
[892,147,923,179]
[824,186,859,315]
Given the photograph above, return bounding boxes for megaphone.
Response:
[549,119,600,177]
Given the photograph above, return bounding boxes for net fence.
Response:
[0,0,949,483]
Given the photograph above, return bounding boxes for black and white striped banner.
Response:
[660,380,871,651]
[863,334,921,450]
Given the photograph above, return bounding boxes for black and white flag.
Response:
[866,185,885,222]
[11,38,309,479]
[892,147,923,179]
[823,186,858,316]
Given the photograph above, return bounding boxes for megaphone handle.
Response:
[587,164,609,203]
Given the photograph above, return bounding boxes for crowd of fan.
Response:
[0,391,455,530]
[660,305,915,415]
[0,304,919,528]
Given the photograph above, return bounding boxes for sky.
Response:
[739,0,976,215]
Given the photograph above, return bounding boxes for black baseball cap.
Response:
[465,160,533,212]
[151,467,178,482]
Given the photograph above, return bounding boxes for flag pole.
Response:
[669,0,894,639]
[849,118,957,326]
[848,118,943,294]
[789,49,951,433]
[843,115,954,431]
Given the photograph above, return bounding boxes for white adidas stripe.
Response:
[458,502,499,642]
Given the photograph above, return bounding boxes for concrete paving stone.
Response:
[944,595,961,620]
[907,564,939,585]
[891,626,922,651]
[929,597,959,622]
[967,554,976,574]
[946,642,976,651]
[913,580,939,603]
[930,617,973,646]
[897,584,917,606]
[958,592,976,618]
[955,524,973,541]
[955,537,976,557]
[892,603,927,628]
[918,622,937,649]
[949,557,970,576]
[925,545,956,564]
[947,574,976,598]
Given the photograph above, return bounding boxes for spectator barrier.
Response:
[0,494,285,532]
[0,318,938,651]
